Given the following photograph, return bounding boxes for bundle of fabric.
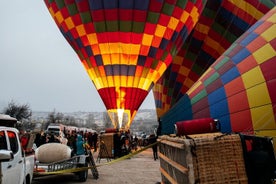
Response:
[35,143,71,163]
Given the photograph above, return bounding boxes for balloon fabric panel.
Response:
[153,0,275,117]
[44,0,206,129]
[159,7,276,137]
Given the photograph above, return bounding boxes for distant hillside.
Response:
[31,109,157,130]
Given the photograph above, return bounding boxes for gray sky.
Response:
[0,1,155,112]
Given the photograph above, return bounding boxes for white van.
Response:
[46,124,62,135]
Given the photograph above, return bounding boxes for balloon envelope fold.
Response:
[153,0,275,118]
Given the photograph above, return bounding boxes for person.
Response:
[34,132,41,147]
[88,132,93,149]
[120,133,128,156]
[40,131,47,145]
[76,134,85,155]
[133,135,138,151]
[67,131,76,150]
[58,131,68,145]
[148,134,158,160]
[34,130,46,147]
[157,118,162,136]
[19,130,29,151]
[92,132,98,152]
[47,133,60,143]
[114,132,121,158]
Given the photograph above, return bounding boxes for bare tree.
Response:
[86,113,95,125]
[103,111,113,128]
[3,101,32,121]
[85,113,99,130]
[90,123,99,131]
[63,115,77,126]
[45,110,64,129]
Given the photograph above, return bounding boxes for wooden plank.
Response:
[159,139,185,149]
[159,152,189,175]
[160,167,177,184]
[187,132,222,138]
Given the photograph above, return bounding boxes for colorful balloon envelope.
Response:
[153,0,275,117]
[160,7,276,137]
[44,0,205,129]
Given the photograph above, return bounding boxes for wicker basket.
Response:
[99,133,115,158]
[158,133,248,184]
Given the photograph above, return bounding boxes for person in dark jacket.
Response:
[48,133,60,143]
[148,134,158,160]
[92,132,98,152]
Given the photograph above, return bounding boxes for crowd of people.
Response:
[33,129,99,156]
[27,127,158,161]
[113,130,136,158]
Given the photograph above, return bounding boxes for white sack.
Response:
[35,143,71,163]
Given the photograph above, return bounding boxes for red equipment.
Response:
[175,118,219,136]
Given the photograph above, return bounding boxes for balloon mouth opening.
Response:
[117,109,124,128]
[107,109,137,130]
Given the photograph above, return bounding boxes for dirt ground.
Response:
[32,148,162,184]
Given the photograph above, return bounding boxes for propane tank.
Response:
[175,118,220,136]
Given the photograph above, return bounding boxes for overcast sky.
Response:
[0,1,155,112]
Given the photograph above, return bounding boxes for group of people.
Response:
[110,130,158,160]
[32,122,161,160]
[34,129,99,156]
[113,130,133,158]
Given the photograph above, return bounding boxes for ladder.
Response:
[86,149,99,179]
[96,141,111,163]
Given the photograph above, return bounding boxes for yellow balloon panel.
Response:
[251,105,276,132]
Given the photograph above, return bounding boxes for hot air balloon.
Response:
[153,0,275,118]
[44,0,206,129]
[158,7,276,137]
